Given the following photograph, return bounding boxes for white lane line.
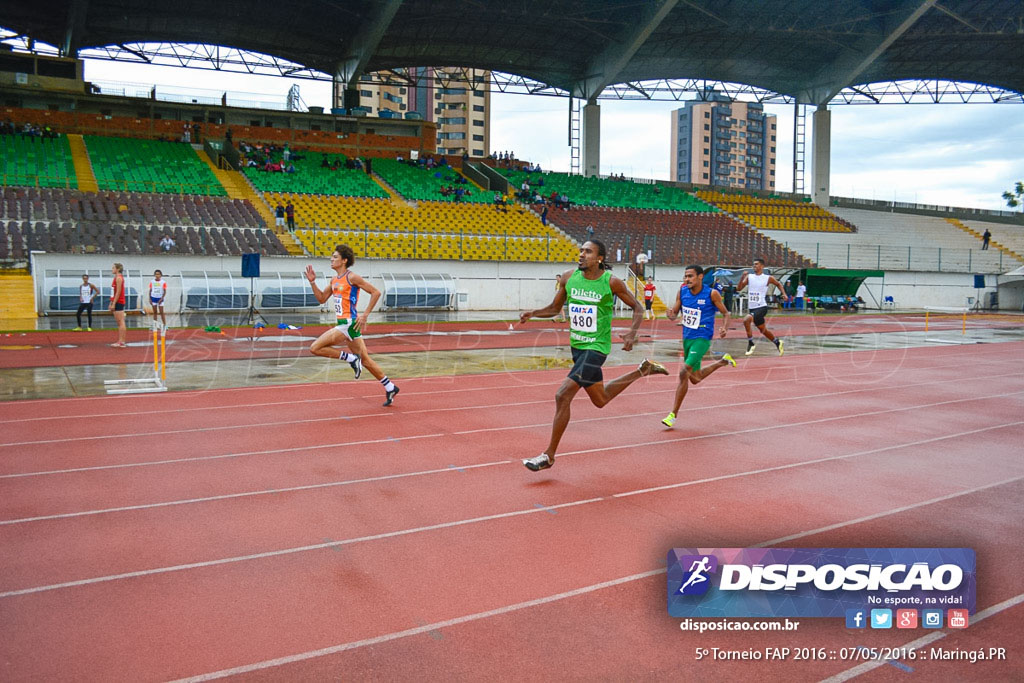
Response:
[0,351,1009,438]
[614,421,1024,499]
[4,369,1020,478]
[168,474,1024,682]
[2,421,1019,597]
[0,498,604,598]
[820,592,1024,682]
[2,347,1000,425]
[552,390,1024,460]
[454,372,1024,436]
[5,339,1012,412]
[0,461,506,526]
[0,432,445,481]
[4,419,1017,527]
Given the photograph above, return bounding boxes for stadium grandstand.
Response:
[0,1,1020,323]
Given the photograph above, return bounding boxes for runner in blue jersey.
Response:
[661,264,736,428]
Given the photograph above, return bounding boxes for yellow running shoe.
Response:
[777,339,785,356]
[661,412,676,428]
[723,353,736,367]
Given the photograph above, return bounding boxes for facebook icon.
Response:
[846,609,867,628]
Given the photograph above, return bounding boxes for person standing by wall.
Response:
[74,274,99,331]
[109,263,127,348]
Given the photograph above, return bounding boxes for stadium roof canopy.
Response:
[3,0,1022,104]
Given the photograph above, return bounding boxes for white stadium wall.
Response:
[29,252,1014,315]
[859,272,1000,310]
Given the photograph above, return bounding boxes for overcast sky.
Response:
[82,59,1024,212]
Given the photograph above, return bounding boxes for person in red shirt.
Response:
[643,276,656,320]
[109,262,127,348]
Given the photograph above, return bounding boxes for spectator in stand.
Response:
[635,251,649,279]
[285,202,295,232]
[586,225,595,240]
[275,203,285,229]
[282,144,291,162]
[982,229,991,250]
[795,281,807,310]
[541,204,549,226]
[159,234,176,252]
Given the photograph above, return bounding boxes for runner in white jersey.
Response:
[148,269,168,329]
[737,258,785,356]
[74,274,99,331]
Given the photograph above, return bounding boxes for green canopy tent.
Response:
[793,269,883,297]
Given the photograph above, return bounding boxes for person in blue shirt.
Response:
[661,264,736,428]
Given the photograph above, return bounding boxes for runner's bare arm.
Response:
[348,273,379,329]
[520,269,572,323]
[711,289,730,338]
[304,265,331,304]
[610,275,643,351]
[665,287,682,321]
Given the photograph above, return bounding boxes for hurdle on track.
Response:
[924,306,968,334]
[103,322,167,394]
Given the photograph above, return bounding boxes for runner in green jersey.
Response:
[519,240,668,471]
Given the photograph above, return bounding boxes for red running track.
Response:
[0,342,1022,681]
[1,312,1019,369]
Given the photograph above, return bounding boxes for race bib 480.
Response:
[569,303,597,332]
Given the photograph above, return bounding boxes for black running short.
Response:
[750,306,768,326]
[113,302,125,312]
[644,299,653,311]
[568,347,607,388]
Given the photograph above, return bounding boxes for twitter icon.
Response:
[870,609,893,629]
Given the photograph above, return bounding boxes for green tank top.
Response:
[566,269,613,354]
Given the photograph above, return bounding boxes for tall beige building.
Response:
[355,67,490,157]
[670,91,776,191]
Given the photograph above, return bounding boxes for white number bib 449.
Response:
[682,306,701,329]
[569,303,597,332]
[749,291,764,307]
